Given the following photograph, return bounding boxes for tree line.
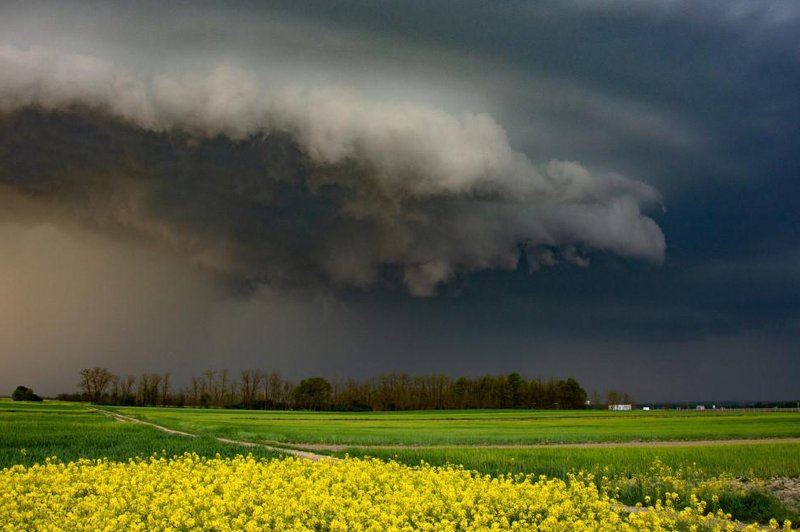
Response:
[69,367,591,410]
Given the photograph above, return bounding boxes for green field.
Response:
[5,402,799,474]
[4,400,800,524]
[98,404,800,481]
[336,443,800,479]
[104,405,800,446]
[0,400,280,468]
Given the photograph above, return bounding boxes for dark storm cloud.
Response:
[0,1,798,401]
[248,0,800,195]
[0,43,665,296]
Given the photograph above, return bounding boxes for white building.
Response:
[608,404,632,411]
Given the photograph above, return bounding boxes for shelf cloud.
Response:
[0,43,664,296]
[1,1,799,402]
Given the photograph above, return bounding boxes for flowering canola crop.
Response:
[0,454,783,531]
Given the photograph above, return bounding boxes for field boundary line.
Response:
[91,409,196,437]
[214,437,336,462]
[91,408,337,462]
[295,437,800,452]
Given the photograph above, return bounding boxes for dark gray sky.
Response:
[1,1,798,401]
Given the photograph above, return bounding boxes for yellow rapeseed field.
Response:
[0,454,790,531]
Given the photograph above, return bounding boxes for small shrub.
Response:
[714,488,797,525]
[11,386,43,402]
[603,459,798,525]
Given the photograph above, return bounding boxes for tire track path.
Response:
[295,437,800,453]
[92,408,336,462]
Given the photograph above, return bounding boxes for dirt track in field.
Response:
[93,408,800,456]
[92,409,336,462]
[293,437,800,453]
[95,409,196,437]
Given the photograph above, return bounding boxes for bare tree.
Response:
[137,373,162,405]
[218,369,229,406]
[109,375,121,404]
[79,367,115,403]
[149,373,162,405]
[240,369,263,406]
[137,373,151,405]
[267,371,283,406]
[190,376,200,407]
[160,372,171,406]
[202,369,216,407]
[252,369,264,404]
[121,375,136,405]
[240,369,251,405]
[606,390,622,407]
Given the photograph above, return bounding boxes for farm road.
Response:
[91,408,336,462]
[297,437,800,453]
[91,407,800,453]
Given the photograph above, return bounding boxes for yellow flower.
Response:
[0,454,779,531]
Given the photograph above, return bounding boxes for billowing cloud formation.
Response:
[0,43,664,295]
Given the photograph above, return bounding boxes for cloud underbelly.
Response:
[0,43,665,296]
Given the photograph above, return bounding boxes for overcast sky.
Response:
[1,1,798,402]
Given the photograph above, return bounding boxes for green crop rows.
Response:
[104,405,800,446]
[3,399,800,525]
[0,400,280,468]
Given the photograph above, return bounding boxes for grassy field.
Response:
[104,405,800,446]
[99,405,800,480]
[0,400,281,469]
[5,401,799,475]
[4,402,800,478]
[336,443,800,479]
[3,400,800,525]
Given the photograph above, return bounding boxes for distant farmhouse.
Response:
[608,404,632,411]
